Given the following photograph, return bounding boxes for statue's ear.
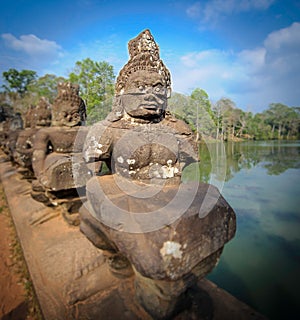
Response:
[167,87,171,99]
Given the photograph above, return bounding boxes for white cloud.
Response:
[264,22,300,51]
[1,33,63,58]
[0,33,66,83]
[171,49,238,99]
[186,0,275,23]
[0,32,124,82]
[170,22,300,112]
[262,22,300,76]
[237,48,266,73]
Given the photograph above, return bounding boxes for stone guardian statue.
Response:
[79,29,236,319]
[31,82,91,225]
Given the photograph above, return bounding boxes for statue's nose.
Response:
[144,93,156,101]
[145,93,164,105]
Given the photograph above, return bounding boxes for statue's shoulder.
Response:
[86,120,110,134]
[34,126,53,138]
[84,120,114,146]
[163,112,193,136]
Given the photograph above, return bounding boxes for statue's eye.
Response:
[138,85,144,91]
[154,85,163,93]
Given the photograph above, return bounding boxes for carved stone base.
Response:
[133,249,222,319]
[0,158,268,320]
[134,271,191,319]
[80,175,236,317]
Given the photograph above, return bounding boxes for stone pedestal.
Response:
[133,249,222,319]
[0,158,267,320]
[80,174,236,318]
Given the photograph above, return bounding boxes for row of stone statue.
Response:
[0,82,90,223]
[0,30,236,319]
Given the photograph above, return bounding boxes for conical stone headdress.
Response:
[115,29,171,95]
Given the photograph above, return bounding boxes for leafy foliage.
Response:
[1,63,299,140]
[2,69,37,96]
[1,72,66,115]
[168,89,216,141]
[262,103,300,139]
[169,89,299,141]
[68,58,115,124]
[27,74,66,103]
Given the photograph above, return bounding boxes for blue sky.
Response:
[1,0,299,113]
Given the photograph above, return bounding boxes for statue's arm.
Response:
[179,133,199,168]
[83,122,112,163]
[165,116,199,167]
[32,129,50,178]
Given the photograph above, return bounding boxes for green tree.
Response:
[213,98,237,141]
[284,107,300,139]
[263,103,299,139]
[168,92,193,122]
[168,89,215,141]
[2,69,37,96]
[68,58,115,123]
[168,92,300,142]
[190,88,215,141]
[247,113,272,140]
[27,74,66,103]
[233,110,253,138]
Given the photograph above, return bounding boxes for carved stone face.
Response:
[52,104,82,127]
[51,82,86,127]
[121,70,171,119]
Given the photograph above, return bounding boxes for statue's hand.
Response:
[31,178,45,192]
[84,142,104,162]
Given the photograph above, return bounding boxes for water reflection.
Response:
[198,141,300,320]
[198,140,300,182]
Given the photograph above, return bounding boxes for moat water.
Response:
[191,140,299,320]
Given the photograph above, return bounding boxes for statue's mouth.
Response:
[140,104,160,111]
[129,105,164,119]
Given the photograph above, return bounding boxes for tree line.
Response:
[168,90,300,141]
[1,59,299,141]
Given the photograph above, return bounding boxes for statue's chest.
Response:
[50,129,81,152]
[111,126,180,179]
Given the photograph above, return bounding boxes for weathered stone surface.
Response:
[30,83,90,217]
[0,158,268,320]
[116,29,171,96]
[83,175,235,318]
[84,176,235,280]
[0,103,14,122]
[25,97,52,129]
[84,115,197,182]
[0,111,23,159]
[51,82,86,127]
[80,29,237,318]
[13,128,37,168]
[80,202,118,252]
[13,97,52,171]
